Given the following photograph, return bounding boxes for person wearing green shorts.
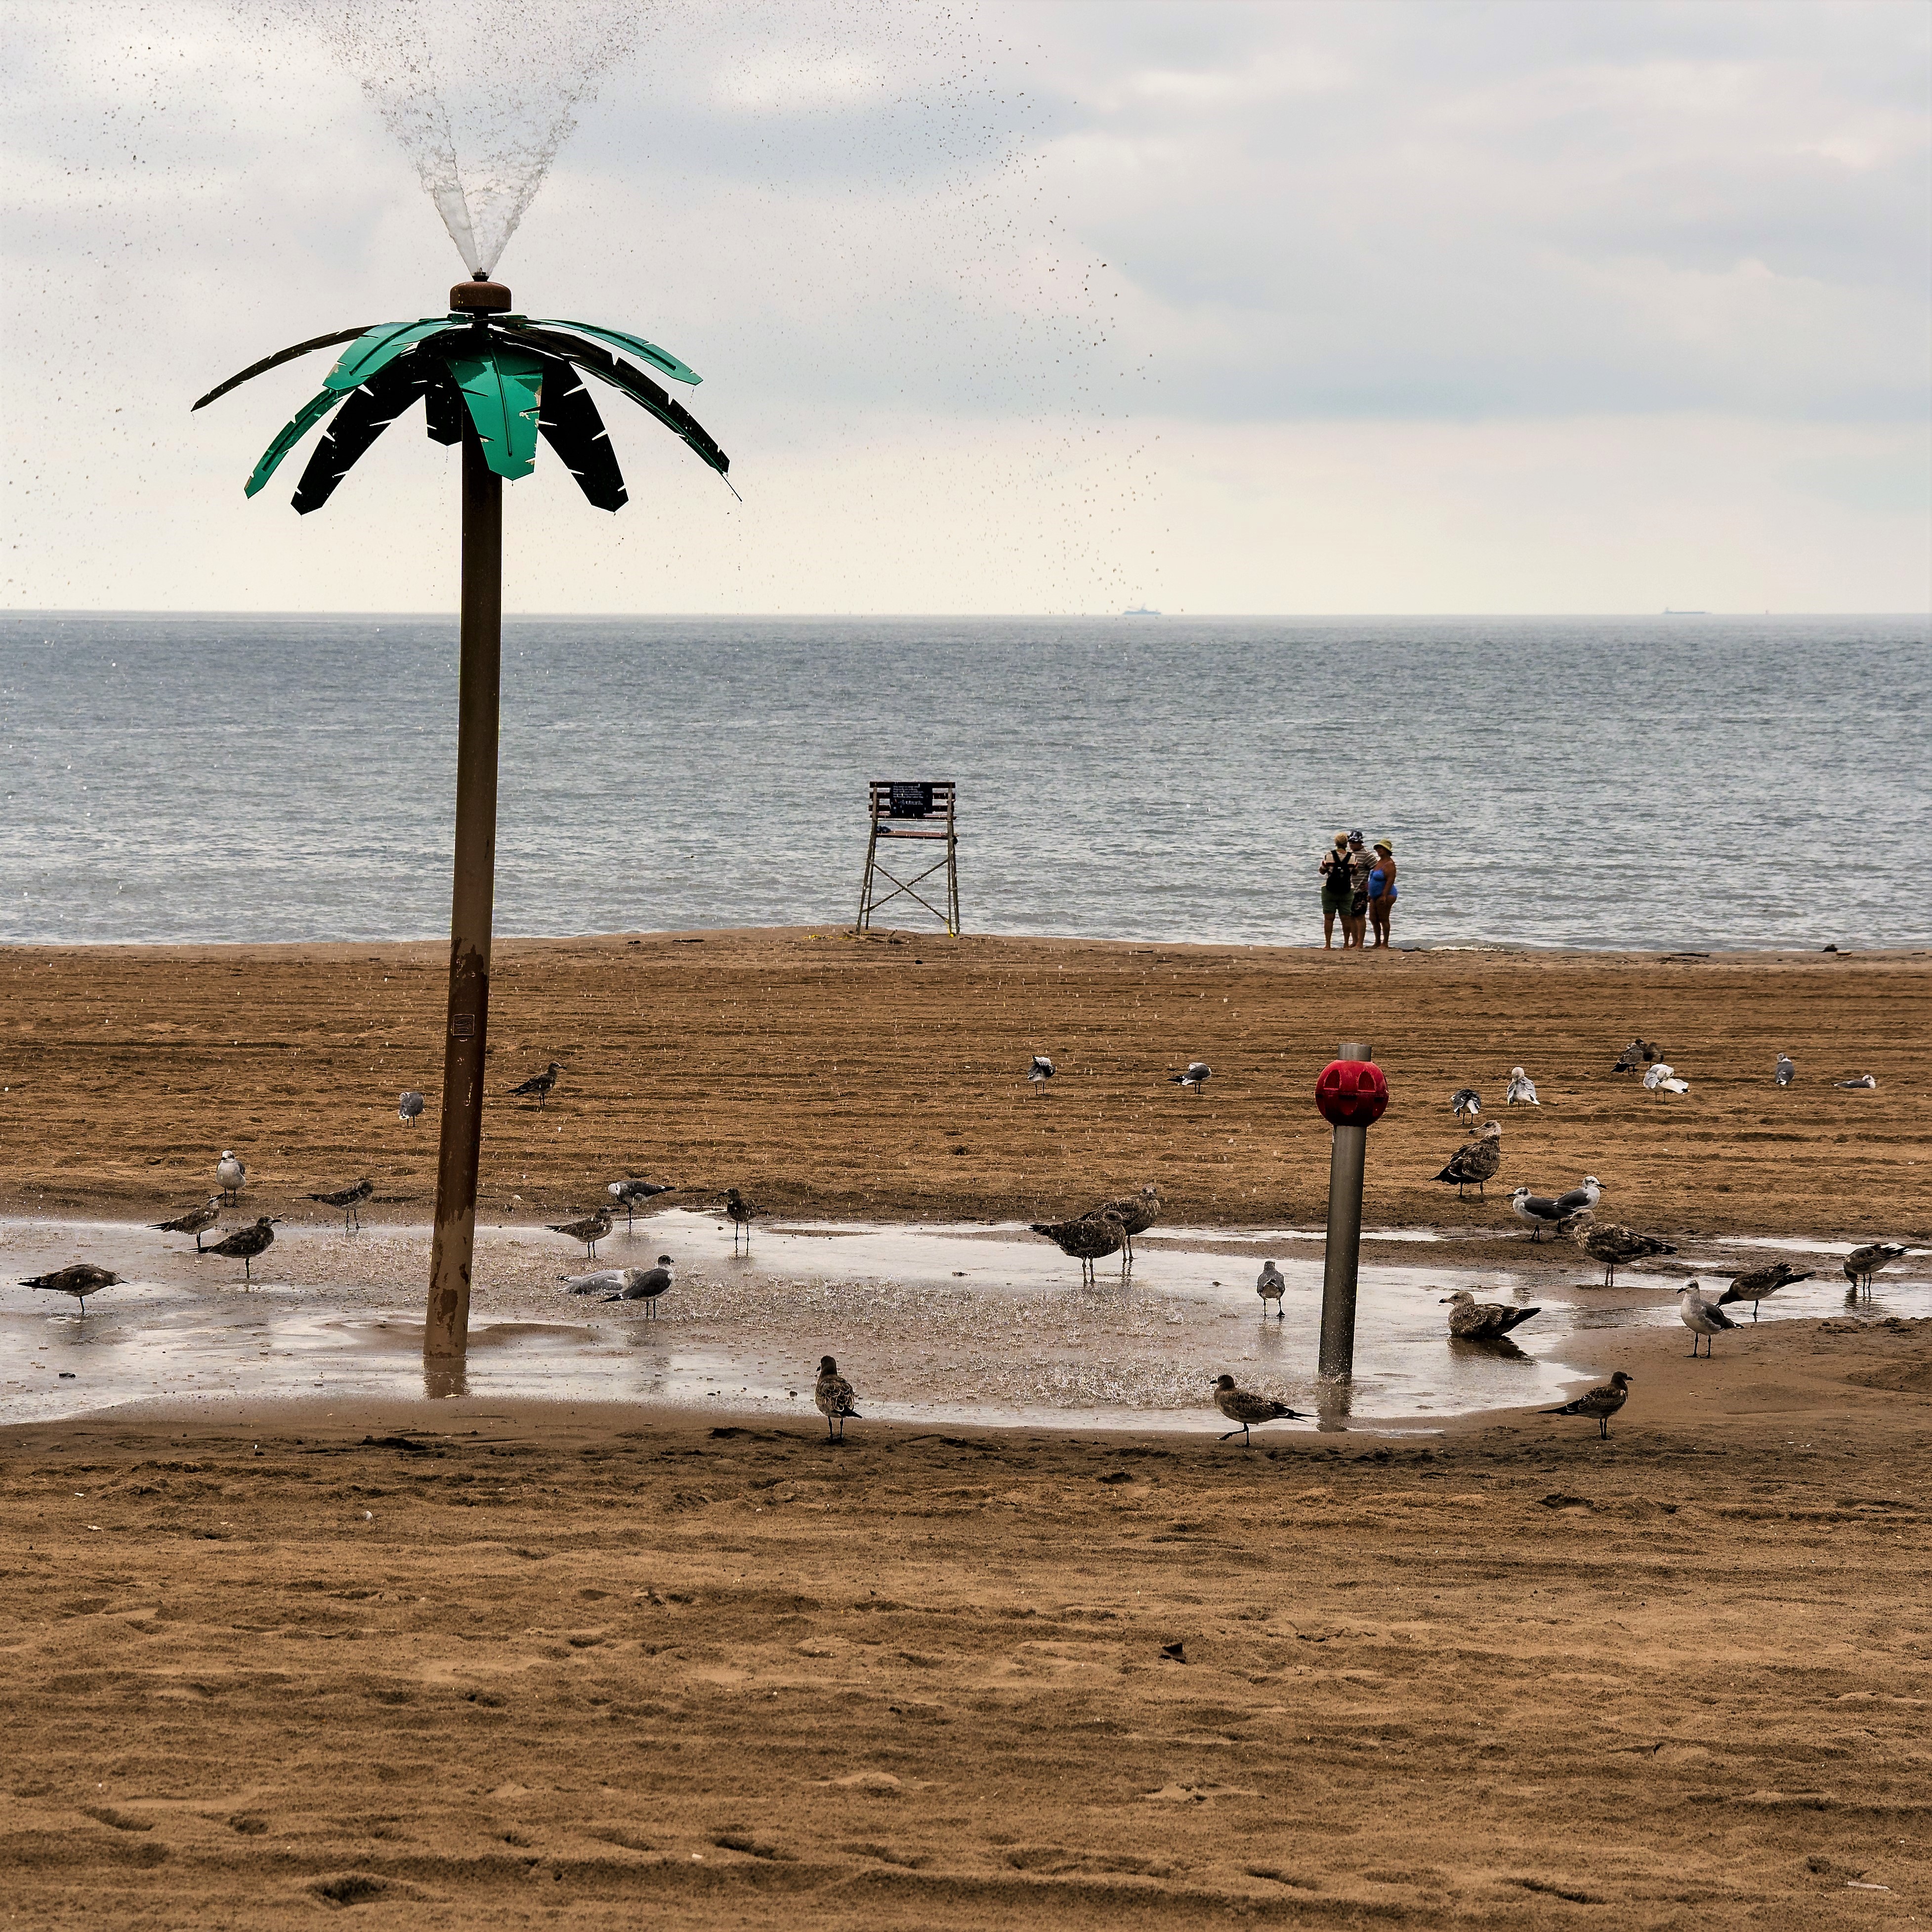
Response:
[1319,832,1352,949]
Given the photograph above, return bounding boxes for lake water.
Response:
[2,613,1926,950]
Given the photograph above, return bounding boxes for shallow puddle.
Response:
[2,1209,1924,1433]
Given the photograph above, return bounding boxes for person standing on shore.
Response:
[1319,833,1352,948]
[1344,829,1375,948]
[1368,840,1398,947]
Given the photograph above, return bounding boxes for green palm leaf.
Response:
[441,347,547,480]
[244,388,344,498]
[326,319,465,393]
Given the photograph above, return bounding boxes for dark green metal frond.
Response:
[324,319,464,392]
[191,326,374,413]
[534,357,627,512]
[245,389,345,498]
[293,361,433,515]
[529,318,701,386]
[424,366,467,447]
[443,345,546,480]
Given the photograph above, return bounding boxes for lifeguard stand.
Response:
[854,780,959,935]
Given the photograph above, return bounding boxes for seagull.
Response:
[1504,1067,1539,1106]
[1835,1073,1877,1090]
[1433,1121,1503,1199]
[601,1256,675,1317]
[1643,1062,1690,1095]
[1774,1054,1795,1088]
[1553,1174,1603,1216]
[1449,1086,1482,1126]
[21,1264,121,1315]
[607,1179,675,1231]
[1030,1210,1126,1285]
[397,1089,426,1125]
[1508,1186,1572,1241]
[1717,1259,1812,1322]
[1843,1243,1908,1295]
[1170,1061,1211,1097]
[1541,1370,1632,1438]
[1567,1212,1678,1287]
[154,1197,221,1250]
[1678,1282,1737,1357]
[720,1188,763,1252]
[547,1206,613,1258]
[509,1061,563,1108]
[1612,1039,1660,1073]
[308,1177,373,1233]
[1256,1261,1285,1318]
[1028,1054,1055,1094]
[814,1356,861,1441]
[216,1150,247,1204]
[1211,1374,1305,1446]
[200,1216,276,1284]
[1091,1183,1161,1269]
[1440,1289,1541,1341]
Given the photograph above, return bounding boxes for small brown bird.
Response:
[1567,1212,1677,1287]
[509,1061,563,1109]
[1541,1370,1632,1438]
[154,1198,221,1250]
[21,1264,122,1315]
[1433,1121,1503,1199]
[1716,1259,1812,1322]
[1843,1242,1908,1295]
[200,1217,277,1284]
[547,1206,613,1258]
[1030,1210,1126,1285]
[1211,1374,1305,1446]
[814,1356,861,1442]
[1256,1260,1286,1318]
[1441,1288,1541,1341]
[308,1177,373,1233]
[1091,1183,1161,1268]
[721,1188,763,1252]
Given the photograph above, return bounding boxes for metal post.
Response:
[1317,1040,1373,1381]
[425,427,503,1371]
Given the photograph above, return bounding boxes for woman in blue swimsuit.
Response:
[1367,840,1398,948]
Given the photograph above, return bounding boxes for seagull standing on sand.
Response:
[1835,1073,1878,1090]
[1504,1067,1539,1106]
[1256,1261,1285,1318]
[1028,1054,1055,1094]
[308,1177,373,1233]
[597,1256,675,1317]
[21,1264,121,1316]
[814,1356,861,1441]
[608,1179,675,1231]
[1450,1087,1482,1126]
[1171,1061,1211,1097]
[1433,1121,1503,1199]
[200,1216,276,1284]
[397,1090,426,1125]
[721,1188,763,1252]
[1843,1243,1908,1295]
[1091,1183,1161,1269]
[1567,1212,1677,1287]
[216,1151,247,1204]
[509,1061,563,1108]
[1774,1055,1795,1088]
[1678,1282,1737,1357]
[1440,1289,1541,1341]
[154,1198,221,1251]
[1509,1186,1572,1242]
[1211,1374,1304,1446]
[1643,1062,1690,1095]
[547,1205,613,1258]
[1717,1259,1812,1322]
[1554,1175,1603,1216]
[1541,1370,1632,1438]
[1031,1210,1126,1285]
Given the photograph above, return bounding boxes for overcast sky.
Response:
[4,0,1926,613]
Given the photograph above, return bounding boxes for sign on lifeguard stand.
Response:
[854,780,959,935]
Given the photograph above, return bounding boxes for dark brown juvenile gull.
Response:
[721,1188,763,1252]
[21,1264,121,1315]
[1170,1061,1211,1097]
[1433,1121,1502,1198]
[1567,1212,1677,1287]
[200,1216,276,1284]
[1256,1261,1285,1318]
[600,1256,675,1317]
[397,1089,426,1125]
[308,1176,373,1233]
[1541,1370,1632,1438]
[608,1178,675,1230]
[814,1356,861,1442]
[548,1206,613,1258]
[1678,1282,1736,1357]
[1030,1210,1126,1285]
[154,1197,221,1250]
[1843,1243,1908,1295]
[1717,1259,1812,1322]
[1613,1038,1660,1073]
[1091,1183,1161,1268]
[1441,1289,1541,1341]
[1211,1374,1305,1447]
[509,1061,563,1109]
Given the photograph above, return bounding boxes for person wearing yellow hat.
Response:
[1318,832,1351,948]
[1368,840,1398,947]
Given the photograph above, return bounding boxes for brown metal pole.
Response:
[1317,1041,1373,1382]
[425,426,503,1372]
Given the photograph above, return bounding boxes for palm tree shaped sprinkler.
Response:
[194,274,732,1379]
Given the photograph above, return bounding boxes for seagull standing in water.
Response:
[1211,1375,1305,1446]
[814,1356,861,1442]
[1717,1259,1812,1322]
[1567,1212,1677,1287]
[1504,1067,1539,1107]
[397,1090,426,1125]
[597,1256,675,1317]
[1171,1061,1211,1097]
[216,1151,247,1204]
[509,1061,563,1108]
[1441,1290,1541,1341]
[1774,1055,1795,1088]
[1450,1086,1482,1126]
[200,1216,276,1284]
[1678,1282,1737,1357]
[1027,1054,1055,1094]
[608,1179,675,1231]
[1643,1062,1690,1095]
[21,1264,122,1316]
[1433,1121,1503,1199]
[547,1206,613,1258]
[154,1198,221,1251]
[721,1188,764,1252]
[1031,1210,1126,1284]
[308,1177,373,1233]
[1541,1371,1632,1438]
[1256,1261,1285,1318]
[1843,1243,1908,1295]
[1091,1183,1161,1269]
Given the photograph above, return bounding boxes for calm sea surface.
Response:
[2,614,1926,951]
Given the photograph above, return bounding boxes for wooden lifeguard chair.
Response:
[855,780,959,935]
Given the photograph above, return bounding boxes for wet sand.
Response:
[2,931,1927,1247]
[3,1313,1929,1927]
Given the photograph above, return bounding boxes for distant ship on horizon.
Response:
[1662,608,1708,615]
[1123,604,1161,616]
